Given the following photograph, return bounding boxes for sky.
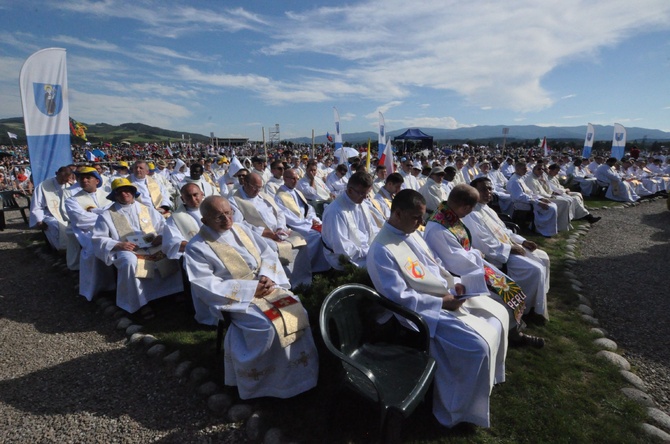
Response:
[1,0,670,141]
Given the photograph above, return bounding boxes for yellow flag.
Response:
[366,138,371,170]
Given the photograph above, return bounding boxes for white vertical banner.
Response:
[540,136,548,157]
[333,107,343,164]
[582,123,595,158]
[378,111,386,157]
[611,123,626,160]
[19,48,72,187]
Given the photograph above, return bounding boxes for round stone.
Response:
[141,334,158,347]
[208,393,233,416]
[596,350,630,370]
[571,283,582,292]
[577,294,592,305]
[163,350,181,365]
[246,412,270,442]
[578,304,594,316]
[116,317,132,330]
[197,381,219,397]
[640,423,670,442]
[581,314,599,325]
[126,324,143,336]
[175,360,193,379]
[98,298,113,309]
[264,428,284,444]
[646,407,670,432]
[590,327,606,337]
[564,271,577,279]
[593,337,617,351]
[189,367,210,385]
[147,343,166,358]
[620,387,655,407]
[227,404,253,422]
[621,370,646,391]
[127,332,145,346]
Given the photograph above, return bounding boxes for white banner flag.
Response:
[611,123,626,160]
[378,112,386,157]
[19,48,72,187]
[7,132,17,139]
[333,107,343,164]
[582,123,595,158]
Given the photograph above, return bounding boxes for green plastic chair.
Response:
[319,284,436,442]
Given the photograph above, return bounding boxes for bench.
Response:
[0,190,30,231]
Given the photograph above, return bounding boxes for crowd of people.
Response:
[22,142,670,431]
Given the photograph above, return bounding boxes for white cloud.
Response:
[51,35,120,52]
[392,116,468,129]
[561,94,577,100]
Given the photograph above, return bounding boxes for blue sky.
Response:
[1,0,669,140]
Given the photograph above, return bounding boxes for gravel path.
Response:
[0,210,244,443]
[577,198,670,415]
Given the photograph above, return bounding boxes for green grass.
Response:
[136,224,649,443]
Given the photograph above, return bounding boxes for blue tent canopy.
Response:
[393,128,433,141]
[393,128,433,151]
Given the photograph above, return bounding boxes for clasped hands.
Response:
[441,283,466,311]
[254,275,276,298]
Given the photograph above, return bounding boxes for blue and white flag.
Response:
[19,48,72,187]
[333,107,344,164]
[611,123,626,160]
[582,123,595,158]
[378,112,386,157]
[85,150,96,161]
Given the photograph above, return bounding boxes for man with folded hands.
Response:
[184,196,318,399]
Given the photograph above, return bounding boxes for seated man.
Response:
[418,167,450,217]
[325,164,349,196]
[229,172,307,280]
[321,172,380,270]
[595,157,640,202]
[180,162,217,198]
[129,160,172,216]
[162,183,204,260]
[274,168,331,286]
[463,178,551,322]
[546,164,601,224]
[480,160,514,216]
[507,161,559,237]
[64,167,115,301]
[297,161,333,201]
[263,160,286,197]
[30,166,72,251]
[524,163,573,232]
[92,178,183,317]
[367,189,509,429]
[372,172,404,219]
[566,158,597,196]
[424,184,546,336]
[372,164,387,194]
[184,196,318,399]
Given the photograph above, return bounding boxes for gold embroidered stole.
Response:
[202,224,307,347]
[232,191,299,260]
[109,204,176,278]
[171,207,200,241]
[609,168,621,194]
[276,189,304,217]
[73,191,99,212]
[42,178,67,223]
[146,176,163,208]
[478,206,512,244]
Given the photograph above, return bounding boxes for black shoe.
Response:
[509,331,545,348]
[587,215,601,224]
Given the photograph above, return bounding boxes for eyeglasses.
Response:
[347,186,370,197]
[273,167,285,171]
[210,210,235,221]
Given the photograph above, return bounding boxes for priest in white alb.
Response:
[183,195,318,399]
[162,183,204,260]
[367,189,509,429]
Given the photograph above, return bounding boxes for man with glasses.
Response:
[184,196,318,400]
[325,164,349,196]
[399,159,420,190]
[321,172,380,270]
[230,172,307,280]
[264,160,286,197]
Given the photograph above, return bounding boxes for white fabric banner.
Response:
[333,107,343,163]
[19,48,72,187]
[378,111,386,158]
[582,123,595,158]
[611,123,626,160]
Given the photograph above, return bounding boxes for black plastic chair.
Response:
[319,284,436,442]
[215,311,232,355]
[0,190,30,231]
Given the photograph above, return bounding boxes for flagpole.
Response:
[262,127,267,160]
[311,129,315,159]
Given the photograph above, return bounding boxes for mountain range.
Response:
[2,117,669,145]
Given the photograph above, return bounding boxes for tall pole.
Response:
[311,129,315,159]
[262,127,267,160]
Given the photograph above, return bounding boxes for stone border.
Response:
[27,241,287,444]
[567,196,670,442]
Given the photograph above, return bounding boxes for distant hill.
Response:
[0,118,212,145]
[2,118,669,146]
[294,125,670,144]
